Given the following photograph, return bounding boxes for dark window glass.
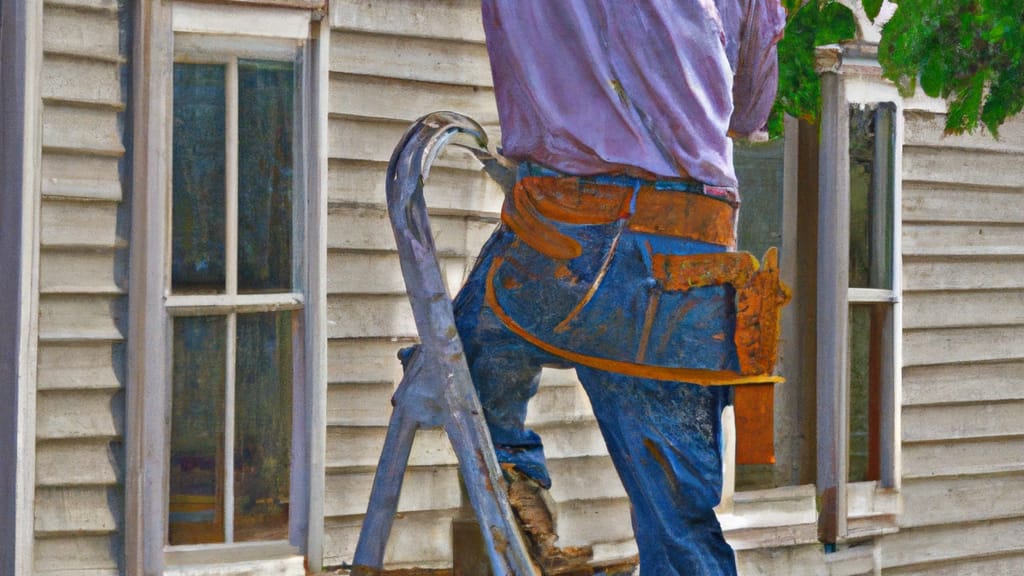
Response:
[173,64,227,293]
[169,315,227,545]
[849,103,896,289]
[238,60,295,293]
[234,311,294,541]
[848,302,888,483]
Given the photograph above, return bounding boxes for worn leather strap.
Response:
[501,176,738,260]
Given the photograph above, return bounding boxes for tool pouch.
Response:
[651,247,791,377]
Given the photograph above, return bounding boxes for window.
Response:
[816,46,902,543]
[718,46,903,550]
[168,42,304,548]
[127,3,327,573]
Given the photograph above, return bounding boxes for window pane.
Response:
[848,303,888,483]
[234,311,294,541]
[238,60,295,293]
[849,103,896,289]
[169,315,227,545]
[173,64,227,293]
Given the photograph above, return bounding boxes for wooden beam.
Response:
[125,1,174,573]
[0,0,43,573]
[816,46,850,544]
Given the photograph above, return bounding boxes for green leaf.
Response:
[863,0,883,21]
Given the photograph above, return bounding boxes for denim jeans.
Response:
[452,202,739,575]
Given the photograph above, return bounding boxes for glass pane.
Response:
[173,64,227,293]
[848,303,889,483]
[849,103,896,289]
[169,316,227,545]
[238,60,296,293]
[234,311,294,541]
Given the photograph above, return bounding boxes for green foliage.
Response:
[767,1,857,137]
[878,0,1024,136]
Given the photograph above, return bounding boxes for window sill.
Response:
[165,542,304,576]
[717,482,901,550]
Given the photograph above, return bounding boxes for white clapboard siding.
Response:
[888,110,1024,572]
[323,6,630,569]
[35,1,126,573]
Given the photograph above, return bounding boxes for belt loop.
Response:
[620,179,642,219]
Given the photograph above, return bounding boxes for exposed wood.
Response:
[42,5,121,61]
[35,389,123,440]
[902,184,1024,225]
[329,73,498,124]
[902,436,1024,479]
[902,401,1024,443]
[903,325,1024,366]
[902,361,1024,406]
[329,160,503,216]
[903,257,1024,291]
[40,200,123,249]
[903,147,1024,188]
[330,0,486,43]
[34,534,119,573]
[35,439,121,487]
[325,428,457,470]
[325,466,461,517]
[899,474,1024,528]
[324,512,456,568]
[903,290,1024,329]
[37,294,125,342]
[879,517,1024,569]
[36,342,123,391]
[41,56,122,107]
[330,31,492,88]
[34,486,120,535]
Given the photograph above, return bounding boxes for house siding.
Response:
[881,111,1024,574]
[33,1,127,574]
[323,0,634,569]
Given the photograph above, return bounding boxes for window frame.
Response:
[126,2,329,573]
[816,44,904,544]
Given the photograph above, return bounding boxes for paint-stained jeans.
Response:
[452,204,739,575]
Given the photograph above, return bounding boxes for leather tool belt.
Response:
[490,174,790,386]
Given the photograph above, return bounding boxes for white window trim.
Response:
[126,3,329,573]
[0,0,43,573]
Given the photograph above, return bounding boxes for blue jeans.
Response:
[452,209,739,574]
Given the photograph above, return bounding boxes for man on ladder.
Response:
[457,2,787,574]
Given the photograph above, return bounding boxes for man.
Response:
[454,2,786,574]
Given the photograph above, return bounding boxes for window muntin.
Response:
[167,42,305,547]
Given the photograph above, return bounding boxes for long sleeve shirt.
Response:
[481,0,786,189]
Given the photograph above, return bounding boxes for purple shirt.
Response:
[481,1,785,189]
